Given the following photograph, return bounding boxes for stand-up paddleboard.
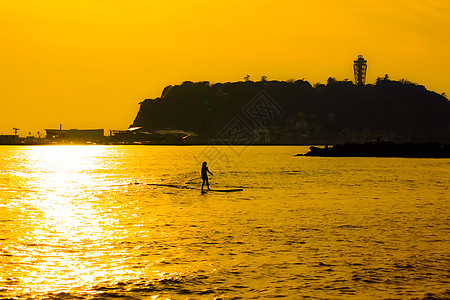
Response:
[202,189,243,193]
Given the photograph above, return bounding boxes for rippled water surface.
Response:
[0,145,449,299]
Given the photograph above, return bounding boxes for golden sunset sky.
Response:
[1,0,449,135]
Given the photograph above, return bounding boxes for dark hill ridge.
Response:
[132,78,450,144]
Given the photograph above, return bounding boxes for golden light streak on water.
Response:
[4,146,149,296]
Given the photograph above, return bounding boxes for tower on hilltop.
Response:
[353,55,367,85]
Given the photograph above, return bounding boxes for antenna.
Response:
[13,128,20,136]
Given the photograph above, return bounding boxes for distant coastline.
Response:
[3,77,449,146]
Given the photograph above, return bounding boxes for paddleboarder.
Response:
[201,161,214,192]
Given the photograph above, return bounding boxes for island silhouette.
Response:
[131,76,449,144]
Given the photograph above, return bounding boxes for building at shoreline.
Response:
[44,128,105,142]
[0,135,19,144]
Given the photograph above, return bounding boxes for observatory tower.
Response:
[353,55,367,85]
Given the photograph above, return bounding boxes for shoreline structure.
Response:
[298,142,450,158]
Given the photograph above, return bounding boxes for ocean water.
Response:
[0,145,449,300]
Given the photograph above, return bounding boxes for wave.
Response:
[409,289,450,300]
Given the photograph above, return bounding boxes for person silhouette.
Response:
[201,161,213,192]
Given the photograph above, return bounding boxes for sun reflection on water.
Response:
[5,146,144,296]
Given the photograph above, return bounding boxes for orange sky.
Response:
[1,0,449,135]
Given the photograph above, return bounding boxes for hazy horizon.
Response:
[1,0,449,135]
